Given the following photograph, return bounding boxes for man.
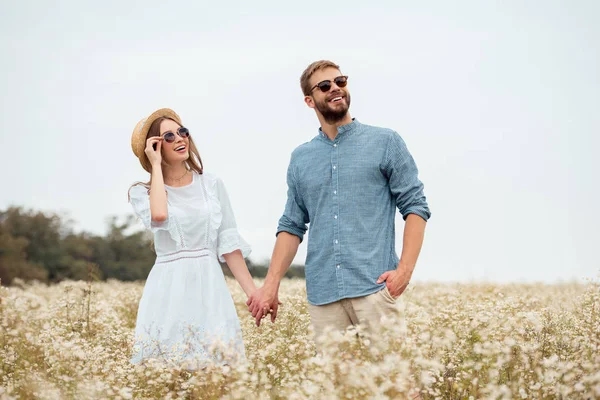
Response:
[247,60,431,343]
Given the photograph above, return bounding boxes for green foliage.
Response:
[0,207,155,284]
[0,207,304,285]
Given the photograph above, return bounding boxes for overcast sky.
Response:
[1,0,598,283]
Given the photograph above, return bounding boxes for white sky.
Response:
[1,0,598,283]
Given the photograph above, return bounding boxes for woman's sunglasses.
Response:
[161,127,190,143]
[310,75,348,93]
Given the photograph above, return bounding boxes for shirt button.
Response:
[333,144,337,147]
[333,166,337,170]
[334,215,338,219]
[335,240,338,244]
[336,265,340,269]
[334,190,337,195]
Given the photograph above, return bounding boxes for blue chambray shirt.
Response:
[276,119,431,305]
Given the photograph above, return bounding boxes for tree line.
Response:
[0,207,305,286]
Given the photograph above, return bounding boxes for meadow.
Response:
[1,277,599,399]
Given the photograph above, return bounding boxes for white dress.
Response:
[128,171,251,367]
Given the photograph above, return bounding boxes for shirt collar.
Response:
[318,118,359,142]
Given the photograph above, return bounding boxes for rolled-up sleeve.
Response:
[276,157,309,241]
[384,132,431,221]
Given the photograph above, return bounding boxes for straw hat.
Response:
[131,108,182,172]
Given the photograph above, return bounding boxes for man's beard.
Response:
[315,92,351,124]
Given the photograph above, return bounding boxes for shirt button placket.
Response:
[332,139,343,297]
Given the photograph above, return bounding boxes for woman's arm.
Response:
[145,137,168,222]
[222,250,257,298]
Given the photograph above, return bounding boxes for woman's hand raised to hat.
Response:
[144,137,163,167]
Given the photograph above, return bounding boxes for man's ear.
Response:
[304,95,315,109]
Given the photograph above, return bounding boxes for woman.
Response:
[128,108,255,368]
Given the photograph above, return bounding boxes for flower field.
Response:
[1,277,599,399]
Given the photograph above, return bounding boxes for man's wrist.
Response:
[264,274,280,292]
[397,261,415,274]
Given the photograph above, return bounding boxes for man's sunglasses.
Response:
[161,127,190,143]
[310,75,348,93]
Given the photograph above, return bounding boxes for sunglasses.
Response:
[161,127,190,143]
[310,75,348,93]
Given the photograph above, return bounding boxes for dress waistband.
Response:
[155,248,214,264]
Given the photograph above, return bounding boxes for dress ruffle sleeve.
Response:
[209,176,252,263]
[128,184,182,246]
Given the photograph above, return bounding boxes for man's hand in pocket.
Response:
[377,267,411,298]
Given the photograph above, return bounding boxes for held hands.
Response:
[246,284,281,327]
[377,267,412,298]
[144,137,163,166]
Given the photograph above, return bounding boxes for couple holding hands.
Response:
[128,60,431,367]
